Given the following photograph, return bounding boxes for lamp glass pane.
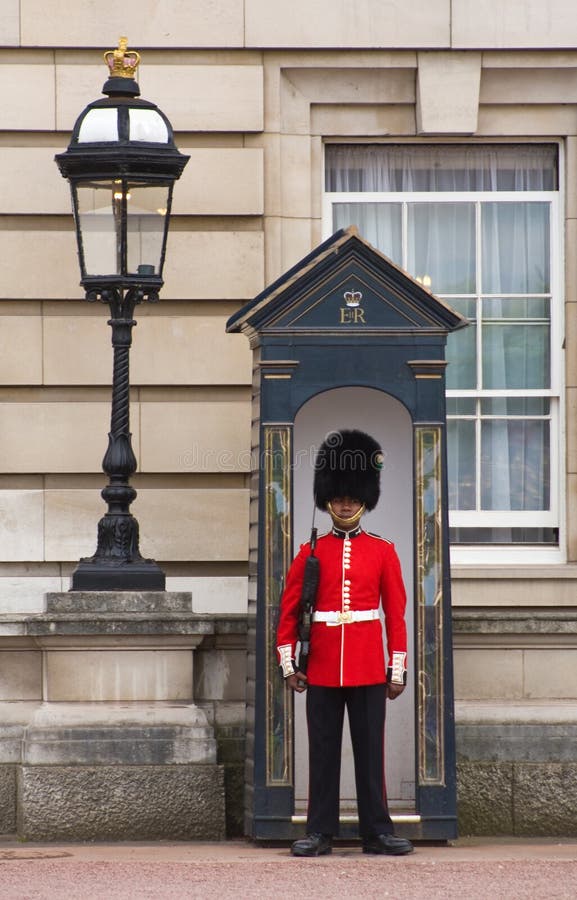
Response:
[77,108,119,143]
[125,184,171,276]
[128,108,169,143]
[76,180,122,276]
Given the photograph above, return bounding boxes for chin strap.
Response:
[327,502,366,531]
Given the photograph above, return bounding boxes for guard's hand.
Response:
[286,672,308,692]
[387,682,405,700]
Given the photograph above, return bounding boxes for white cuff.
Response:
[390,651,407,684]
[277,644,295,677]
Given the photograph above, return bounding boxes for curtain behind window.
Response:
[325,144,558,192]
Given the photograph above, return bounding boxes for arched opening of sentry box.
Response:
[293,387,415,824]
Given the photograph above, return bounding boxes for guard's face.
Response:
[330,497,363,519]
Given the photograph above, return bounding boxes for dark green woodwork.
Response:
[227,227,467,841]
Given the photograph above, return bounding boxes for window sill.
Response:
[450,545,564,567]
[451,563,577,579]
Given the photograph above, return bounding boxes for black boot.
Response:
[362,834,414,855]
[291,833,332,857]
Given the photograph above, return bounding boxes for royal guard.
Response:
[276,429,414,857]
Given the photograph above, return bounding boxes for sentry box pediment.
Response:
[227,226,467,344]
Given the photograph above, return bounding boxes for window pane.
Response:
[447,398,476,415]
[408,203,475,294]
[450,527,558,544]
[445,298,476,390]
[481,419,550,510]
[483,298,549,319]
[325,144,558,191]
[332,202,402,264]
[481,398,550,416]
[446,325,477,390]
[447,419,476,510]
[482,323,550,389]
[482,202,550,293]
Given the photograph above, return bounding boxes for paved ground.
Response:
[0,837,576,898]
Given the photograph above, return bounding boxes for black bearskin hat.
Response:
[313,429,383,511]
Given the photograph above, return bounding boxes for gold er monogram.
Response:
[104,37,141,80]
[340,288,366,324]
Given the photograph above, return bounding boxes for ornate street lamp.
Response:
[56,38,189,590]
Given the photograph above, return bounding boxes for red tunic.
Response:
[276,528,408,687]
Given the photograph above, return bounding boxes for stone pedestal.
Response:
[18,699,224,840]
[0,592,233,840]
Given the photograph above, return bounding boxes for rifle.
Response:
[296,526,319,676]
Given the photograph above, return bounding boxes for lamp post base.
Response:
[70,558,166,591]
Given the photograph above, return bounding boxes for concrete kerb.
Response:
[0,836,577,861]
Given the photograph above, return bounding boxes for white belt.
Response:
[313,609,380,626]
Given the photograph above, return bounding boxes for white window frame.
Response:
[323,181,564,565]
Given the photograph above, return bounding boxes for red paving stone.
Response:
[0,838,576,898]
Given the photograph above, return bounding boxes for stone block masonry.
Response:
[18,765,225,842]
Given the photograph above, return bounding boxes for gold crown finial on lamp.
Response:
[103,37,140,79]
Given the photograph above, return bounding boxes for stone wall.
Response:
[454,607,577,836]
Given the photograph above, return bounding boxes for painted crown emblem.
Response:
[104,37,141,79]
[344,289,362,308]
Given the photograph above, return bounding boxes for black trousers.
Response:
[305,682,394,839]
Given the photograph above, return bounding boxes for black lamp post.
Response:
[56,38,189,591]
